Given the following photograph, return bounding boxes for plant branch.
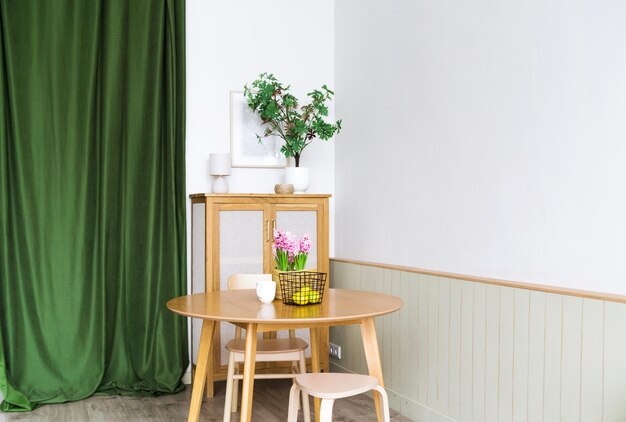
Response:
[244,73,341,164]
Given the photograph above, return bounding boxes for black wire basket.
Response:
[278,271,327,306]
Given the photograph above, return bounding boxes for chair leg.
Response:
[373,385,391,422]
[291,359,300,412]
[287,383,301,422]
[231,363,239,413]
[298,352,311,422]
[292,377,301,413]
[319,398,335,422]
[223,352,236,422]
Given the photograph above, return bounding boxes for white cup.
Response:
[256,280,276,304]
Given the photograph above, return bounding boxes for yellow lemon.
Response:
[308,290,321,303]
[292,292,309,305]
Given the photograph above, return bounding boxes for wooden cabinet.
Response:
[189,193,331,396]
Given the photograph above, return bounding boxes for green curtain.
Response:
[0,0,188,411]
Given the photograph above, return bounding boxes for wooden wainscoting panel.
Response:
[447,279,462,421]
[459,281,474,422]
[498,287,515,422]
[484,284,500,422]
[343,263,357,371]
[512,289,530,422]
[329,260,626,422]
[403,272,420,400]
[354,264,367,375]
[603,301,626,422]
[417,275,430,405]
[561,296,583,422]
[380,289,392,395]
[543,293,563,422]
[377,269,391,389]
[427,277,440,410]
[527,290,547,422]
[371,267,389,394]
[437,278,450,416]
[360,263,382,292]
[391,269,403,393]
[330,260,348,289]
[580,299,603,421]
[472,283,487,422]
[328,262,347,370]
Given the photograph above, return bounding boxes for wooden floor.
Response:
[0,379,413,422]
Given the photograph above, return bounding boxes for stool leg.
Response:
[287,383,301,422]
[223,352,236,422]
[320,399,335,422]
[231,363,239,412]
[373,386,391,422]
[299,352,311,422]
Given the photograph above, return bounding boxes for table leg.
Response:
[240,323,258,422]
[309,326,321,422]
[206,323,215,398]
[361,317,385,422]
[188,320,215,422]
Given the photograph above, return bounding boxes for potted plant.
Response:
[244,73,342,193]
[271,228,313,300]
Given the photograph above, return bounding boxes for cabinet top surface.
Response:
[190,193,332,198]
[167,289,403,324]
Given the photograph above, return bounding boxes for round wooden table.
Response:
[167,288,403,422]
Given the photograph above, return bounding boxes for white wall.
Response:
[186,0,336,254]
[334,0,626,295]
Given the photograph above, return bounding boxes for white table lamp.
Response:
[209,153,231,193]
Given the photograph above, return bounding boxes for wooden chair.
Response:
[287,373,391,422]
[223,274,311,422]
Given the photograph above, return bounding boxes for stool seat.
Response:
[288,373,391,422]
[296,373,379,399]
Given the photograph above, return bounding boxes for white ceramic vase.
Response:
[284,167,309,194]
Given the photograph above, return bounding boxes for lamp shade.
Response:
[209,153,231,176]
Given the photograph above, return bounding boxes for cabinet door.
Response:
[191,203,270,368]
[272,203,328,356]
[215,204,271,292]
[214,204,270,366]
[272,202,328,274]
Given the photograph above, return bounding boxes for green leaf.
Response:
[243,73,341,159]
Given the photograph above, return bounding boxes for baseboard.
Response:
[330,362,455,422]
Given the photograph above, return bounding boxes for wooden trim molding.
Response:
[331,257,626,304]
[190,193,332,199]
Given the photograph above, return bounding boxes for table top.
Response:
[166,288,403,324]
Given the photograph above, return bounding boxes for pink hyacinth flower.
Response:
[273,228,287,252]
[299,234,311,255]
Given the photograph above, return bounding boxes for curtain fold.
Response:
[0,0,187,411]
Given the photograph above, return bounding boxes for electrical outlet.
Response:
[329,342,342,359]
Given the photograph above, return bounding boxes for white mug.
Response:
[256,280,276,304]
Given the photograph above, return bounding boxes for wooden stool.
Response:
[287,373,391,422]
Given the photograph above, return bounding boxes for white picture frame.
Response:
[230,90,287,168]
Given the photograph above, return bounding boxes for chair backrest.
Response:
[227,273,279,340]
[227,273,273,291]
